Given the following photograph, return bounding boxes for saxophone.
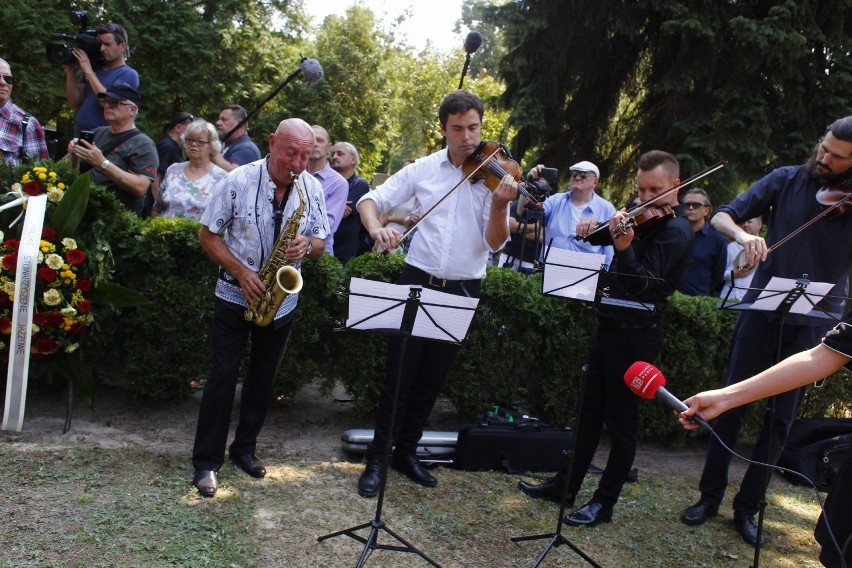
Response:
[244,173,307,327]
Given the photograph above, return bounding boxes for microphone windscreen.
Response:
[464,31,483,54]
[623,361,666,400]
[300,58,324,83]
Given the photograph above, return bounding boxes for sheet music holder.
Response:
[319,279,479,567]
[540,245,660,312]
[344,277,479,343]
[719,276,837,319]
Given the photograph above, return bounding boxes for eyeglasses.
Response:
[0,74,13,85]
[571,171,592,180]
[185,137,210,147]
[99,99,134,109]
[682,202,708,209]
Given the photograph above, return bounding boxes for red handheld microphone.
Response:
[623,361,712,432]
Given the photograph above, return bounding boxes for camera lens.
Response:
[45,43,72,65]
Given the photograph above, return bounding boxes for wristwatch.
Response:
[99,159,111,172]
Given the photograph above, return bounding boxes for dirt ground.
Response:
[1,381,746,483]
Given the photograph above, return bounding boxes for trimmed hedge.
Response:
[71,213,852,445]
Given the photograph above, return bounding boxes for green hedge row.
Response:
[72,213,852,445]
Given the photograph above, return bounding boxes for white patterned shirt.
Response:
[200,157,329,320]
[358,149,509,280]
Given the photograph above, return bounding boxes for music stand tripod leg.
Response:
[317,289,442,567]
[512,364,602,568]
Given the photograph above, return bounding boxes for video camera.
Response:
[526,166,558,201]
[45,10,104,68]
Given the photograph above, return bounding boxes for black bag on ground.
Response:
[454,418,573,473]
[777,418,852,491]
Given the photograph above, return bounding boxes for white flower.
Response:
[10,183,21,194]
[61,238,77,250]
[0,230,4,242]
[2,281,15,295]
[46,187,64,203]
[43,289,63,306]
[65,343,79,353]
[37,251,43,263]
[31,324,40,334]
[61,306,77,317]
[45,254,64,270]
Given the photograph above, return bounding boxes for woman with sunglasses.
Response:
[151,119,225,220]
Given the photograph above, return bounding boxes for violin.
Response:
[611,203,676,239]
[463,141,540,203]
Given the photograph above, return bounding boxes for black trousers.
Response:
[192,298,293,472]
[698,311,827,513]
[367,265,481,460]
[563,323,663,508]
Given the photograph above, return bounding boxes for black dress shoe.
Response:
[358,459,382,498]
[734,510,765,546]
[681,497,720,526]
[391,454,437,487]
[193,470,218,497]
[564,499,613,527]
[230,454,266,478]
[518,478,574,506]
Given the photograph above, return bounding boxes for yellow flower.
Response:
[48,172,57,179]
[38,173,47,181]
[40,240,55,254]
[57,183,65,190]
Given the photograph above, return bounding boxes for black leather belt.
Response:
[404,264,480,289]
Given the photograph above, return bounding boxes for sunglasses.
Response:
[571,171,592,180]
[0,74,13,85]
[682,202,708,209]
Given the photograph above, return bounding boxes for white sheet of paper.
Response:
[750,277,834,314]
[346,277,479,342]
[541,247,605,301]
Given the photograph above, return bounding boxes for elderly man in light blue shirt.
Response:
[518,161,616,267]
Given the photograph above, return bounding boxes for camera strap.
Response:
[18,114,30,162]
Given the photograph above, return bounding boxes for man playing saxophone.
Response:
[191,118,329,497]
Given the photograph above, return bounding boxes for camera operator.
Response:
[500,191,545,274]
[517,161,616,266]
[64,22,138,138]
[0,58,49,165]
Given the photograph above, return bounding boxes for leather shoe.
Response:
[230,454,266,478]
[358,459,382,498]
[391,454,437,487]
[193,470,218,497]
[681,497,719,526]
[564,499,613,527]
[734,510,765,546]
[518,478,574,507]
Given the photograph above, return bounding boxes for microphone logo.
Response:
[625,361,661,400]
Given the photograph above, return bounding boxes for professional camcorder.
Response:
[45,10,103,68]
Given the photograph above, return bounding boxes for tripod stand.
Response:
[502,205,544,275]
[318,279,479,566]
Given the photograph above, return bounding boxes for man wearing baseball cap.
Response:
[517,160,616,267]
[68,82,158,217]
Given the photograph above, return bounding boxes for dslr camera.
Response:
[45,10,103,68]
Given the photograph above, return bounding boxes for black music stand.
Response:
[719,275,837,568]
[317,278,479,567]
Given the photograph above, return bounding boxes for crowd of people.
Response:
[4,24,852,566]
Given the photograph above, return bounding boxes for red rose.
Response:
[70,322,89,336]
[22,180,42,196]
[46,311,64,327]
[32,311,47,327]
[77,277,92,292]
[3,239,19,251]
[37,266,57,284]
[0,317,11,334]
[66,249,86,265]
[0,291,9,307]
[34,336,58,354]
[41,227,56,242]
[76,299,92,314]
[2,253,17,270]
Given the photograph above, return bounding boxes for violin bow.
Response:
[393,144,504,245]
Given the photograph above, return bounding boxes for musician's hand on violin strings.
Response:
[492,173,518,206]
[609,210,634,250]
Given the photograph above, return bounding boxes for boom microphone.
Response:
[623,361,712,432]
[300,57,324,84]
[464,31,483,55]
